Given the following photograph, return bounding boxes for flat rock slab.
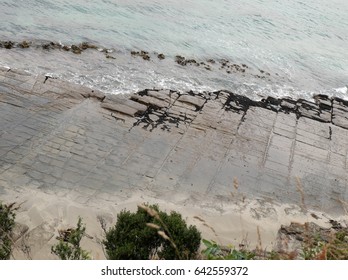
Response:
[1,67,348,219]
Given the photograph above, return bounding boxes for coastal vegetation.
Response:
[0,202,17,260]
[1,200,348,260]
[202,229,348,260]
[52,204,348,260]
[103,204,201,260]
[51,217,91,260]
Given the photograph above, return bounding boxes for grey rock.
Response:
[1,68,348,221]
[178,94,206,108]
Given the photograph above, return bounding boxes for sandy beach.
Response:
[2,186,338,260]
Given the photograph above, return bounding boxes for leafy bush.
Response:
[103,205,162,260]
[158,211,201,259]
[103,204,201,260]
[0,202,16,260]
[51,217,90,260]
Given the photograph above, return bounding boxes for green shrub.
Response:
[103,204,201,260]
[51,217,90,260]
[158,211,201,260]
[0,202,16,260]
[104,206,162,260]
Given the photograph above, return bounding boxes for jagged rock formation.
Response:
[276,220,348,259]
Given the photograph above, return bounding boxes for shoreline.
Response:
[1,39,347,101]
[1,66,348,259]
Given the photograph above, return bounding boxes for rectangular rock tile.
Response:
[332,115,348,129]
[296,134,329,150]
[131,94,169,108]
[273,127,295,139]
[177,94,206,108]
[264,160,290,176]
[297,117,330,138]
[295,141,329,161]
[238,122,272,142]
[265,147,291,166]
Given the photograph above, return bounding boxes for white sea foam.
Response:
[335,86,348,94]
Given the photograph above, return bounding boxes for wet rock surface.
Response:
[1,67,348,219]
[157,53,165,60]
[131,50,151,61]
[18,41,31,48]
[0,40,277,81]
[0,40,99,53]
[3,41,14,49]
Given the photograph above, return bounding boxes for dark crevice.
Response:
[44,75,57,84]
[329,126,332,140]
[129,90,188,132]
[196,97,209,112]
[237,109,248,132]
[111,113,125,123]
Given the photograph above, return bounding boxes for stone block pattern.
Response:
[1,67,348,215]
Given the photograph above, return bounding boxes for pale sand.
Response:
[1,187,344,260]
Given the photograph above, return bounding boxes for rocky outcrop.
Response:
[0,40,275,78]
[131,50,151,60]
[1,67,348,220]
[99,88,348,130]
[0,40,98,53]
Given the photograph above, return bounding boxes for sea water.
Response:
[0,0,347,100]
